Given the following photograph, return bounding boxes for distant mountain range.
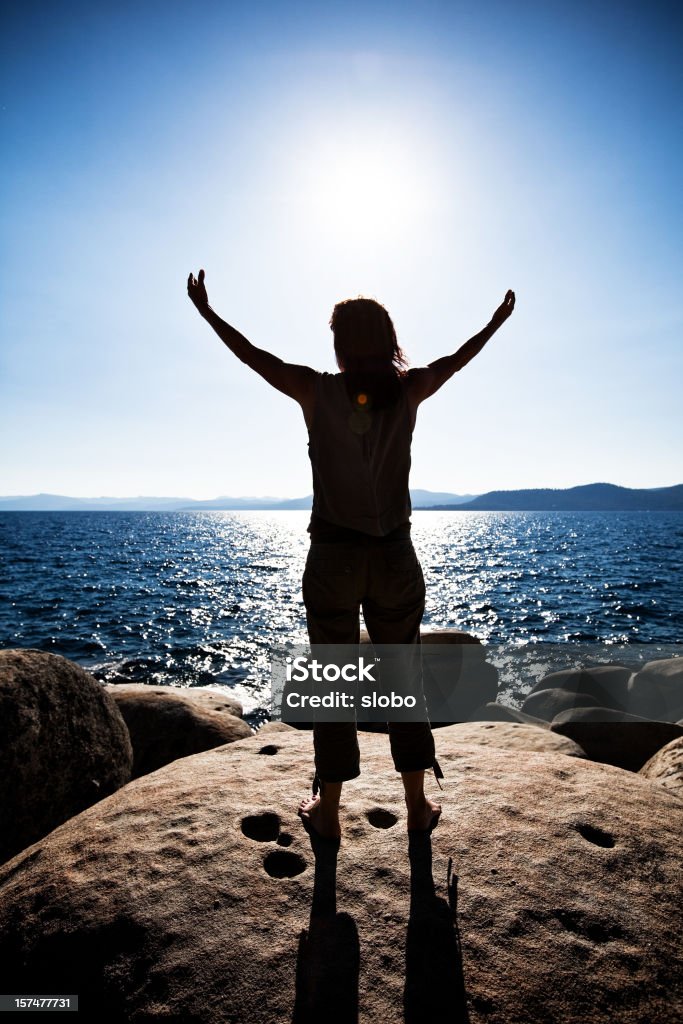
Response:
[0,489,475,512]
[424,483,683,512]
[0,484,681,511]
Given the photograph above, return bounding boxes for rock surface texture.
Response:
[0,649,133,865]
[639,735,683,799]
[104,683,252,778]
[437,721,587,757]
[0,727,680,1023]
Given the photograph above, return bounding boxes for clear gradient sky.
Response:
[1,0,681,499]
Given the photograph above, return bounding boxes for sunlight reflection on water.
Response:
[1,509,681,719]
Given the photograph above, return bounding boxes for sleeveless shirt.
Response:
[307,372,413,537]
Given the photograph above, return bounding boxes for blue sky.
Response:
[1,0,681,498]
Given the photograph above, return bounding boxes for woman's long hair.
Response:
[330,297,408,410]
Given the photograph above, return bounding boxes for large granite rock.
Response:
[521,687,602,722]
[628,658,683,721]
[257,721,298,736]
[174,686,244,718]
[639,736,683,799]
[0,649,133,865]
[528,666,631,711]
[551,707,683,771]
[417,630,498,723]
[0,728,680,1023]
[439,721,586,758]
[104,683,252,778]
[105,683,243,719]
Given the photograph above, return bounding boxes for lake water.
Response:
[1,510,680,722]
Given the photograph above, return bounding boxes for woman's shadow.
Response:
[292,829,469,1024]
[404,833,470,1023]
[292,831,360,1024]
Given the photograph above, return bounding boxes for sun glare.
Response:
[295,130,441,242]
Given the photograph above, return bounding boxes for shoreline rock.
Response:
[104,682,252,778]
[550,708,683,772]
[638,735,683,799]
[0,728,680,1022]
[0,649,133,865]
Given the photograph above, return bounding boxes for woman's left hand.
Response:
[187,268,209,311]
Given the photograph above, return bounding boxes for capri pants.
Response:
[302,534,439,785]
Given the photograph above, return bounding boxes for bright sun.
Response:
[297,131,439,242]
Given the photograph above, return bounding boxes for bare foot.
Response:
[406,796,442,833]
[298,794,341,840]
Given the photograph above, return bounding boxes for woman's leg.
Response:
[301,542,364,835]
[401,770,442,833]
[363,539,442,829]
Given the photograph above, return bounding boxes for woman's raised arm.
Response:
[187,269,316,408]
[408,290,515,405]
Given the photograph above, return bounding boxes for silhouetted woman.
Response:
[188,270,515,838]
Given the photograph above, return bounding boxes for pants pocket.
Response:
[302,546,360,620]
[379,539,420,574]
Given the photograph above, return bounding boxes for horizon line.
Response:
[1,481,682,502]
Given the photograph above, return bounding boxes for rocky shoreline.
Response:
[0,640,682,1022]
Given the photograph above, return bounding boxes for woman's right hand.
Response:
[491,289,515,328]
[187,268,209,311]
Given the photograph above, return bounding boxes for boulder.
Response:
[628,658,683,721]
[550,707,683,772]
[0,730,680,1023]
[0,649,133,865]
[106,682,243,718]
[424,657,498,724]
[104,683,252,778]
[623,676,667,722]
[528,665,631,711]
[175,686,244,718]
[437,722,586,758]
[257,721,298,736]
[639,736,683,799]
[521,687,602,722]
[419,632,497,723]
